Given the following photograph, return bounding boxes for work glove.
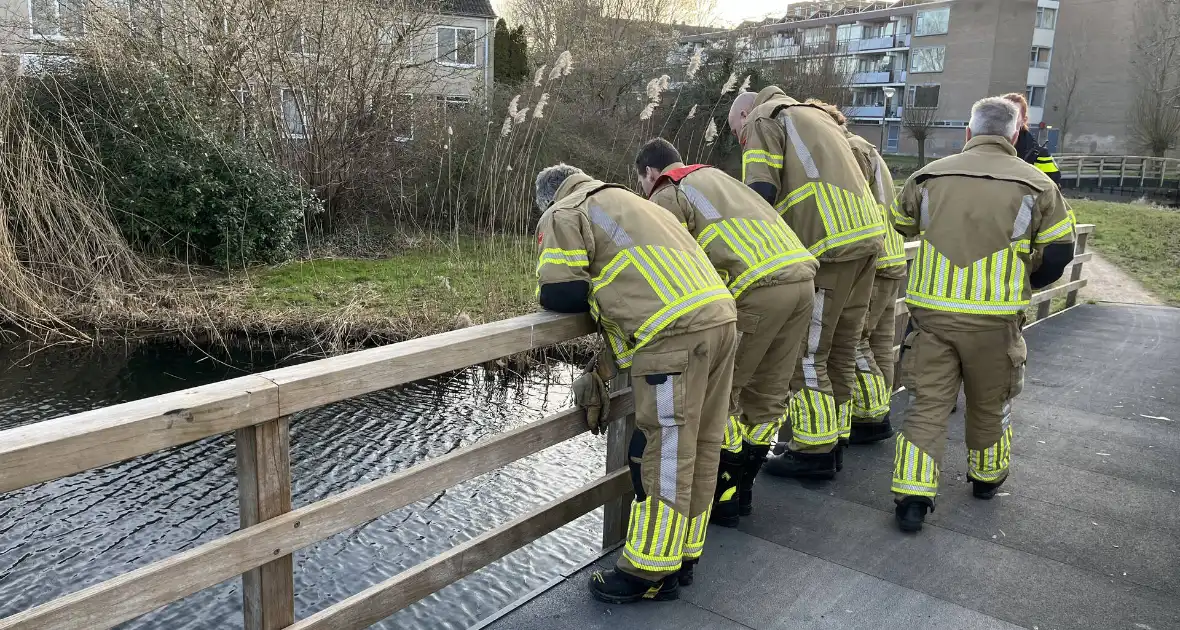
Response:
[572,351,615,435]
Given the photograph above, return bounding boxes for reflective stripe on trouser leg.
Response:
[682,505,712,560]
[722,415,744,454]
[891,432,939,497]
[968,403,1013,483]
[743,417,783,447]
[836,401,852,441]
[623,496,688,572]
[852,371,891,420]
[656,378,679,502]
[789,389,838,446]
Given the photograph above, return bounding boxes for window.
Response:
[1026,85,1046,107]
[437,26,477,67]
[30,0,83,38]
[233,86,253,139]
[1035,7,1057,29]
[894,16,911,35]
[910,46,945,73]
[836,24,861,41]
[1030,46,1051,69]
[437,95,471,121]
[915,7,950,36]
[289,23,317,55]
[803,26,828,44]
[280,88,309,138]
[907,84,940,108]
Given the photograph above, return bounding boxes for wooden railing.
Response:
[1055,154,1180,190]
[0,224,1095,630]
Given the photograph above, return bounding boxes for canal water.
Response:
[0,341,606,629]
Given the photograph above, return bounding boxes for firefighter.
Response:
[889,97,1075,532]
[635,138,818,526]
[728,87,885,479]
[534,164,738,602]
[1003,92,1062,185]
[810,101,907,444]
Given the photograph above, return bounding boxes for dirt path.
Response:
[1080,251,1162,305]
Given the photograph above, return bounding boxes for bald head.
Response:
[728,91,758,138]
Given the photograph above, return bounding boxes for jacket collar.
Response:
[963,135,1018,157]
[553,172,596,204]
[754,85,795,109]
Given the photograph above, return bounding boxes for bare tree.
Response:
[1047,31,1087,147]
[903,103,938,166]
[1129,0,1180,156]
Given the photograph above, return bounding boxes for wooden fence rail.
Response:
[0,224,1095,630]
[1055,154,1180,190]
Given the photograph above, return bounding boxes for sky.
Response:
[717,0,793,25]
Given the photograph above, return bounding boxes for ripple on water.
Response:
[0,344,605,629]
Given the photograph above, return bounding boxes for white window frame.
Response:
[380,22,415,65]
[907,84,940,109]
[393,93,414,142]
[28,0,84,39]
[1035,7,1057,30]
[910,46,945,73]
[436,25,478,68]
[1026,85,1047,108]
[1030,46,1052,69]
[915,7,950,37]
[280,87,309,139]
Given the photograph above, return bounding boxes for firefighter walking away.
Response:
[889,97,1075,532]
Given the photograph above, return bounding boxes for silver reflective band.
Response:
[782,114,820,179]
[680,183,722,220]
[801,289,825,389]
[1013,195,1034,240]
[656,378,679,503]
[920,188,931,231]
[589,204,633,247]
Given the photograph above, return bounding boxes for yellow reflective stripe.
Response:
[892,434,939,496]
[729,249,815,299]
[906,291,1027,314]
[852,371,890,418]
[972,258,987,302]
[716,222,758,269]
[1034,157,1060,173]
[969,424,1013,482]
[788,389,838,445]
[808,222,887,257]
[682,506,711,558]
[742,419,782,446]
[698,224,722,249]
[624,498,686,571]
[662,247,700,293]
[1035,216,1075,244]
[722,416,744,453]
[630,248,676,304]
[742,150,784,169]
[813,183,841,235]
[673,248,710,291]
[891,198,916,227]
[634,287,732,347]
[735,219,773,260]
[650,246,689,296]
[777,182,816,213]
[877,229,907,268]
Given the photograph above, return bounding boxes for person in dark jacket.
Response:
[1003,92,1061,185]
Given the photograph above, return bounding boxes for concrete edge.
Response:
[468,542,623,630]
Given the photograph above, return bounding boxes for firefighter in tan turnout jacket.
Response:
[816,103,908,444]
[729,87,885,479]
[635,138,818,527]
[533,164,738,602]
[889,98,1076,532]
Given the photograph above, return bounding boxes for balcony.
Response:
[848,35,895,52]
[845,105,902,119]
[851,71,892,84]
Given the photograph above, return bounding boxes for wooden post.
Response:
[1097,157,1104,188]
[602,372,635,549]
[1119,157,1127,187]
[237,417,295,630]
[1140,158,1148,188]
[1065,231,1090,308]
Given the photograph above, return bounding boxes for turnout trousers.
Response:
[891,309,1028,500]
[784,255,877,453]
[619,322,737,581]
[851,276,902,425]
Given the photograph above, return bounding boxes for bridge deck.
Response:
[482,304,1180,630]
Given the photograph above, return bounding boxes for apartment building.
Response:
[0,0,497,135]
[681,0,1059,158]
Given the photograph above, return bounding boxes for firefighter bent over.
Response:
[830,107,907,444]
[889,98,1075,532]
[533,164,738,602]
[635,138,818,526]
[729,87,885,479]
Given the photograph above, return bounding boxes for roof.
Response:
[440,0,496,18]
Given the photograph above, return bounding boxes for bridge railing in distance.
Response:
[1055,154,1180,190]
[0,223,1096,630]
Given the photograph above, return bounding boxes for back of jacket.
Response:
[536,173,736,369]
[892,136,1075,322]
[648,164,818,300]
[741,86,885,263]
[845,131,906,279]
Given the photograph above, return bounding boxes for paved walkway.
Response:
[484,304,1180,630]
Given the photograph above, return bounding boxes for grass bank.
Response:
[1069,199,1180,306]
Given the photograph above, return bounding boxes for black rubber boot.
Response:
[589,569,679,603]
[895,496,934,533]
[762,448,837,480]
[738,444,770,516]
[835,439,848,472]
[676,559,697,586]
[849,416,895,445]
[971,477,1006,500]
[711,451,743,528]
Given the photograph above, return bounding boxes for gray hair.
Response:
[969,97,1020,140]
[535,164,584,210]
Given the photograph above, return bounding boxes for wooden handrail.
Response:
[0,224,1098,630]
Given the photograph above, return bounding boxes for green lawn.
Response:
[247,237,538,330]
[1070,199,1180,306]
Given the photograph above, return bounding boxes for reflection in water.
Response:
[0,342,605,629]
